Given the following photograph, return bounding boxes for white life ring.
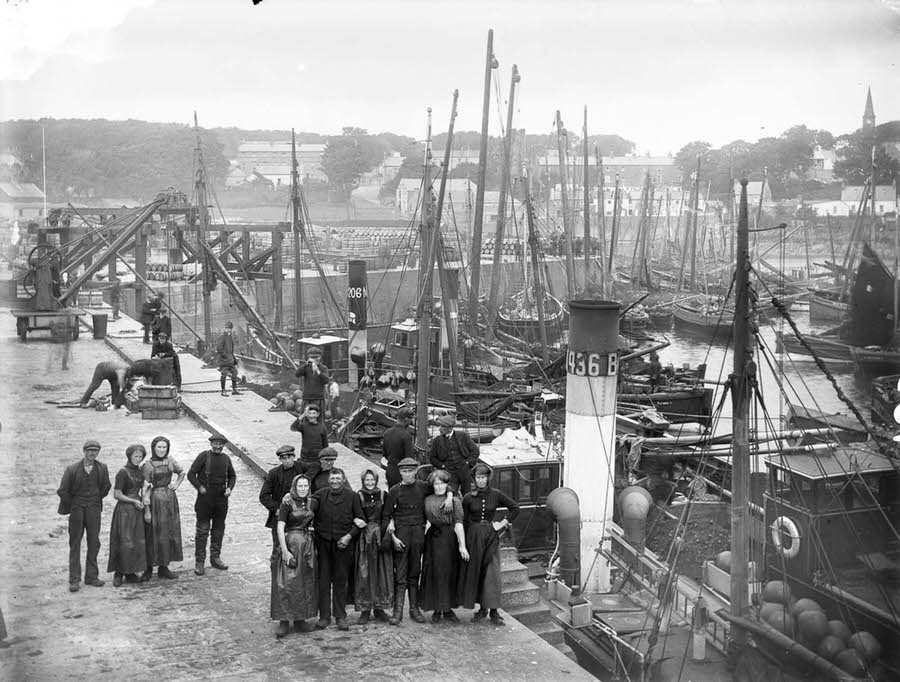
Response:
[771,516,801,559]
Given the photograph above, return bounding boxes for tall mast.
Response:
[555,111,575,300]
[415,109,436,453]
[730,178,753,644]
[291,129,303,329]
[487,64,520,325]
[609,173,620,280]
[193,112,213,348]
[582,107,591,291]
[689,156,701,292]
[467,29,498,329]
[595,145,608,296]
[435,91,462,391]
[524,167,549,363]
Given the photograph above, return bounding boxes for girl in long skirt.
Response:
[419,469,469,623]
[141,436,185,581]
[272,475,319,638]
[458,463,519,625]
[108,444,148,586]
[354,469,393,624]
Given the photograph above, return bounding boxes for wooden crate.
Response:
[142,408,179,420]
[140,397,179,411]
[138,385,178,399]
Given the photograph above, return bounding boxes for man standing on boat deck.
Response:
[216,321,241,397]
[428,414,480,495]
[295,347,331,414]
[382,407,414,488]
[648,352,663,392]
[188,432,236,575]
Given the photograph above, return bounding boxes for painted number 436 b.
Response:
[566,351,617,377]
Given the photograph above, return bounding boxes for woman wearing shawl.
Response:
[108,444,148,587]
[459,463,519,626]
[419,469,469,622]
[272,474,319,638]
[141,436,185,581]
[353,469,393,625]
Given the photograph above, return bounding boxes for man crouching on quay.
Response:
[58,440,112,592]
[188,432,236,576]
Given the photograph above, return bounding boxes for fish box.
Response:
[703,560,761,603]
[140,397,179,411]
[142,408,179,420]
[138,385,178,399]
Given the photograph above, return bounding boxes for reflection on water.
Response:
[652,305,868,437]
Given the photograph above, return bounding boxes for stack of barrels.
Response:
[146,263,185,281]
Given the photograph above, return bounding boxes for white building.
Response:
[0,182,45,222]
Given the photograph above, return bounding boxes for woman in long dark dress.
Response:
[141,435,185,581]
[354,469,393,625]
[108,444,148,587]
[272,474,319,638]
[419,469,469,623]
[459,463,519,625]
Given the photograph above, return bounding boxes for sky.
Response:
[1,0,898,155]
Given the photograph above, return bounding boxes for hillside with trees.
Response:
[0,119,230,203]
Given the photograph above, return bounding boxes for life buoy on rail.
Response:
[771,516,801,559]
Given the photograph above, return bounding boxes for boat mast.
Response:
[291,129,303,329]
[595,145,608,296]
[582,108,592,292]
[467,29,497,329]
[556,111,576,300]
[193,111,213,348]
[415,109,436,453]
[434,91,462,391]
[730,178,753,645]
[609,172,620,282]
[523,166,549,363]
[689,156,701,292]
[487,64,520,325]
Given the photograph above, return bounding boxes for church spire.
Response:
[863,87,876,130]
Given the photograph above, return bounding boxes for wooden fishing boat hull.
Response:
[617,386,714,427]
[808,291,848,324]
[671,303,734,339]
[773,331,854,362]
[851,346,900,377]
[497,298,565,345]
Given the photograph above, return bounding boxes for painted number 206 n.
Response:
[347,287,368,299]
[566,351,617,377]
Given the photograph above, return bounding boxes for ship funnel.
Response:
[547,487,581,594]
[618,486,653,547]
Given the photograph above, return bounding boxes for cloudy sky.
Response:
[1,0,898,154]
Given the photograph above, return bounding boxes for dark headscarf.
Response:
[470,462,492,496]
[290,475,311,503]
[125,443,146,468]
[150,435,171,461]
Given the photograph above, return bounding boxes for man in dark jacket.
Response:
[294,346,331,413]
[152,308,172,344]
[295,404,328,479]
[258,445,303,556]
[187,432,237,576]
[150,333,182,389]
[216,321,240,397]
[382,407,414,488]
[310,447,352,494]
[140,294,160,344]
[312,468,364,631]
[80,360,130,408]
[427,414,480,494]
[57,440,112,591]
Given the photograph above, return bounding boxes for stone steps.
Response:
[500,580,542,609]
[529,620,565,646]
[504,602,552,626]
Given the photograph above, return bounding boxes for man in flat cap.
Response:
[382,407,414,488]
[294,346,331,414]
[311,447,351,494]
[188,433,237,575]
[428,414,480,495]
[216,321,241,397]
[384,457,453,625]
[57,440,112,591]
[259,445,303,557]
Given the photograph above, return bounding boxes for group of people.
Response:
[58,432,236,592]
[261,408,519,638]
[59,408,519,638]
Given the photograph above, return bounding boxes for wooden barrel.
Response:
[77,291,91,307]
[89,291,103,307]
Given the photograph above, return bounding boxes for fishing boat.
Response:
[809,290,849,324]
[550,180,900,681]
[497,294,565,345]
[870,374,899,427]
[671,298,734,338]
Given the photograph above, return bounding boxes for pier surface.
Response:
[0,306,592,681]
